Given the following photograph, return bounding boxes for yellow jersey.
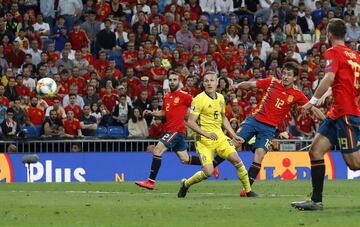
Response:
[190,91,226,139]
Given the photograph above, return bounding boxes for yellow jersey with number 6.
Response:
[190,91,226,139]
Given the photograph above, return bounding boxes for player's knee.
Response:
[202,167,214,177]
[254,149,266,163]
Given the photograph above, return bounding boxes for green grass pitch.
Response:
[1,180,360,226]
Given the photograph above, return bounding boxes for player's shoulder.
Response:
[193,91,206,100]
[178,89,192,98]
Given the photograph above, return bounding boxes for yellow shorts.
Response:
[196,135,236,166]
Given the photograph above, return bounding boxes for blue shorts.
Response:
[236,116,276,152]
[159,132,188,152]
[318,116,360,153]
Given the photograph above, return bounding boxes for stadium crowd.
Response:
[0,0,359,140]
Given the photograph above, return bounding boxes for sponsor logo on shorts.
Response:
[258,152,335,180]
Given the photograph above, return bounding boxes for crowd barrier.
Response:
[0,138,312,153]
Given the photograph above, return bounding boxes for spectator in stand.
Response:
[80,104,98,136]
[96,18,116,54]
[345,15,360,42]
[62,109,83,138]
[45,97,66,119]
[176,21,193,52]
[15,75,31,98]
[296,109,316,138]
[1,108,22,138]
[26,40,42,66]
[83,85,100,106]
[4,77,18,102]
[99,67,120,89]
[0,101,7,124]
[81,10,101,53]
[133,90,151,112]
[112,94,132,126]
[101,84,119,113]
[135,76,156,101]
[12,99,27,128]
[116,84,133,108]
[64,93,83,119]
[42,109,65,137]
[63,85,85,108]
[149,116,164,139]
[128,106,149,138]
[33,14,51,50]
[8,41,26,68]
[26,96,44,126]
[69,21,90,51]
[57,0,83,33]
[56,50,74,71]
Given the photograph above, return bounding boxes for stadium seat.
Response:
[96,126,108,137]
[108,126,126,138]
[123,126,129,137]
[34,125,43,137]
[22,126,38,138]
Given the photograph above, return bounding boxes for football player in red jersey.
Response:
[233,62,325,196]
[292,18,360,211]
[135,73,222,190]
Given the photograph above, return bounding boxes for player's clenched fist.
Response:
[232,136,244,147]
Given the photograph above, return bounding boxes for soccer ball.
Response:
[36,78,57,97]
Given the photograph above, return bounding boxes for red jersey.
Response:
[96,3,111,21]
[63,118,81,135]
[68,77,87,96]
[65,104,82,119]
[149,123,164,139]
[253,78,309,127]
[69,31,88,51]
[323,45,360,119]
[16,85,30,97]
[162,90,192,134]
[27,107,44,125]
[296,114,315,133]
[0,96,10,107]
[102,94,119,112]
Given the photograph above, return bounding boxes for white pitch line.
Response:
[6,190,306,197]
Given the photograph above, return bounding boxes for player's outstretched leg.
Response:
[240,148,266,197]
[177,165,211,198]
[227,152,258,197]
[291,133,330,210]
[178,151,224,179]
[135,142,167,190]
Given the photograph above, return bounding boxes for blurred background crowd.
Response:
[0,0,359,140]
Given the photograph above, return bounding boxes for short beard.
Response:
[170,84,179,92]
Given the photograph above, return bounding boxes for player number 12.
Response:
[275,98,285,109]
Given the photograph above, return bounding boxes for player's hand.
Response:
[302,101,313,111]
[143,110,152,116]
[232,136,245,147]
[205,132,218,140]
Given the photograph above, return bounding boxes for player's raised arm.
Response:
[236,81,257,90]
[143,109,165,117]
[187,113,217,140]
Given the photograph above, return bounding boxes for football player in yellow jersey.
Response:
[177,72,258,198]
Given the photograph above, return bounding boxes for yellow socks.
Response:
[235,161,251,193]
[184,171,208,188]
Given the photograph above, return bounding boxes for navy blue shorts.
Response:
[236,116,276,152]
[318,116,360,153]
[159,132,188,152]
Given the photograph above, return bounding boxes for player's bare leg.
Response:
[178,164,213,198]
[240,148,266,197]
[291,133,331,210]
[227,152,258,197]
[135,141,167,190]
[343,151,360,170]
